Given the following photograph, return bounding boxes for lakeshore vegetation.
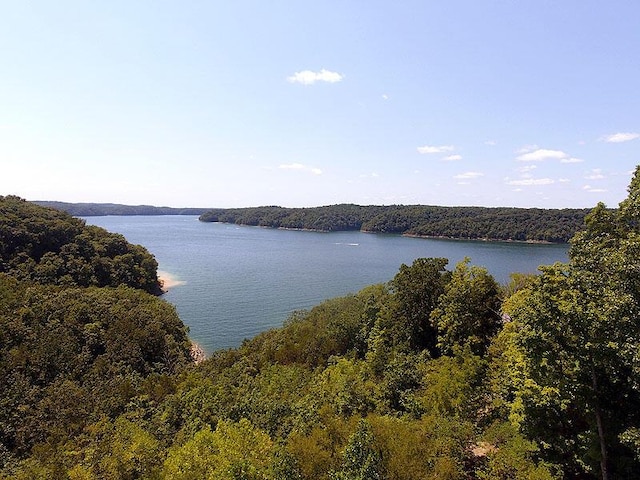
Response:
[199,204,589,243]
[2,166,640,478]
[35,200,589,243]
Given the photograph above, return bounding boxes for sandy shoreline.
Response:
[158,270,186,292]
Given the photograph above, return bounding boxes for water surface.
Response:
[85,216,569,353]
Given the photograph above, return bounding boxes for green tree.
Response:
[431,258,502,356]
[385,257,451,353]
[331,420,383,480]
[163,419,274,480]
[504,168,640,479]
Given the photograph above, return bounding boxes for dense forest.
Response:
[34,200,589,243]
[2,166,640,479]
[199,204,590,243]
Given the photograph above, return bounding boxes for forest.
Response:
[34,201,589,243]
[2,166,640,479]
[199,204,590,243]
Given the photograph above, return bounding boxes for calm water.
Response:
[84,216,569,354]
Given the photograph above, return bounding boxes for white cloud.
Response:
[516,144,539,154]
[602,132,640,143]
[516,149,568,162]
[583,185,607,193]
[561,157,584,163]
[279,163,305,170]
[442,154,462,161]
[485,140,497,146]
[506,178,555,186]
[585,168,605,180]
[518,165,537,174]
[278,163,323,175]
[287,69,344,85]
[382,94,389,100]
[454,171,484,179]
[417,145,455,154]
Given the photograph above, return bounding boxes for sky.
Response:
[1,1,639,209]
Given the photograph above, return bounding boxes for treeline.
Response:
[34,201,210,217]
[35,200,591,243]
[199,204,590,243]
[3,172,640,479]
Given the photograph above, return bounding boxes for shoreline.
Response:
[158,270,186,292]
[200,221,565,245]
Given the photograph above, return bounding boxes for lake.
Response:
[84,216,569,354]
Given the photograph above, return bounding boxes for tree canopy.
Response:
[4,167,640,479]
[199,204,589,243]
[0,196,162,294]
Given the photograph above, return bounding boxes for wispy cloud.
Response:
[516,149,568,162]
[506,178,555,186]
[560,157,584,163]
[518,165,537,175]
[585,168,605,180]
[485,140,497,146]
[359,172,380,179]
[601,132,640,143]
[287,69,344,85]
[442,154,462,161]
[583,185,607,193]
[454,171,484,179]
[417,145,455,154]
[278,163,323,175]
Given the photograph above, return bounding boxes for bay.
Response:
[84,216,569,354]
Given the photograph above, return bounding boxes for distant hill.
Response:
[200,204,592,243]
[34,200,210,216]
[35,200,594,243]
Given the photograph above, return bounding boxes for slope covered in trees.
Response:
[3,169,640,478]
[199,204,589,243]
[1,196,163,294]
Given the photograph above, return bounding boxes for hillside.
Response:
[3,173,640,479]
[200,204,591,243]
[34,200,590,243]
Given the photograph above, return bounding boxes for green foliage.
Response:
[0,278,191,458]
[331,420,383,480]
[415,347,486,420]
[385,257,450,353]
[163,419,274,480]
[501,169,640,479]
[7,177,640,480]
[0,196,162,294]
[199,203,588,242]
[431,258,502,356]
[476,422,560,480]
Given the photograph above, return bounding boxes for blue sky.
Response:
[1,1,638,208]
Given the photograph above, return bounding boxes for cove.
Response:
[84,216,569,354]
